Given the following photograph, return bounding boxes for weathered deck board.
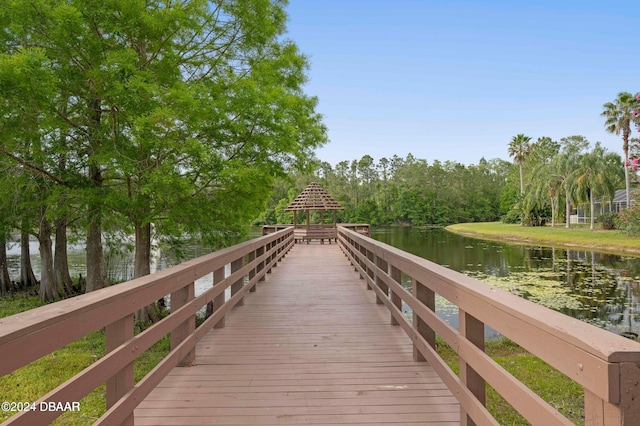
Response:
[136,243,459,425]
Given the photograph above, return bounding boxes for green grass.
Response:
[446,222,640,255]
[0,293,170,425]
[437,338,583,424]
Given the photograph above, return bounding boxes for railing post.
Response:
[584,362,640,425]
[266,241,273,273]
[171,282,195,366]
[389,266,402,326]
[248,250,257,292]
[272,237,279,267]
[213,266,226,329]
[257,245,266,282]
[375,256,388,306]
[460,310,485,426]
[356,242,364,278]
[366,248,375,291]
[231,257,244,306]
[413,278,435,362]
[105,314,134,426]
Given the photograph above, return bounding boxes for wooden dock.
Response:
[135,243,459,425]
[5,225,640,425]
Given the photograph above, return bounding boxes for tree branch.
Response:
[0,147,67,185]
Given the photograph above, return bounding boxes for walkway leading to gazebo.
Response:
[135,243,459,425]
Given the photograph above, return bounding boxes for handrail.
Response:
[337,226,640,425]
[263,223,370,239]
[0,227,295,425]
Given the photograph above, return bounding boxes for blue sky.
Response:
[284,1,639,166]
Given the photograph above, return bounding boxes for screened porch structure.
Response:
[285,182,344,243]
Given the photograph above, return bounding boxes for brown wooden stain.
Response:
[135,243,459,425]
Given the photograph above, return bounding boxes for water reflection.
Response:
[372,226,640,337]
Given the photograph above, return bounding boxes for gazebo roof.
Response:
[285,182,344,211]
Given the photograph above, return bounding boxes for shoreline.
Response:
[445,222,640,257]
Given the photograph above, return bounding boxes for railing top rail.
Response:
[337,226,640,363]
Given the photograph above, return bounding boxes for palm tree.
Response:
[528,161,562,227]
[601,92,636,207]
[551,150,580,228]
[574,144,623,230]
[508,134,532,195]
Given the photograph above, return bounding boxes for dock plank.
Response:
[136,243,459,425]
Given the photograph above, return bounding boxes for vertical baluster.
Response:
[248,250,257,292]
[389,266,402,325]
[171,282,195,366]
[257,245,266,282]
[460,311,485,426]
[213,266,226,329]
[105,314,134,426]
[375,256,388,306]
[413,278,435,362]
[366,248,375,292]
[231,257,244,306]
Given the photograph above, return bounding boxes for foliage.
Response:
[599,212,618,230]
[501,208,521,224]
[258,155,511,226]
[507,133,532,195]
[616,203,640,237]
[602,92,638,208]
[0,0,327,298]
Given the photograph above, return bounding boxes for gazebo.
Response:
[285,182,344,243]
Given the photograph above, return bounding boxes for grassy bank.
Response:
[446,222,640,255]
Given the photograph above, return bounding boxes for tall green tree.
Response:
[601,92,636,207]
[508,134,532,195]
[552,147,582,229]
[1,1,326,310]
[574,144,623,230]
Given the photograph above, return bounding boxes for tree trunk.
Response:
[0,232,13,293]
[86,218,107,292]
[549,196,556,228]
[20,227,38,289]
[85,163,108,293]
[134,221,159,324]
[85,96,108,293]
[623,132,630,208]
[590,191,596,231]
[624,155,631,208]
[564,190,571,229]
[37,210,58,302]
[54,217,74,296]
[519,164,524,195]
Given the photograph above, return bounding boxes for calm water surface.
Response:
[371,226,640,337]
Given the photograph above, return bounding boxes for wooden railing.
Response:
[263,223,370,238]
[337,226,640,425]
[0,227,294,425]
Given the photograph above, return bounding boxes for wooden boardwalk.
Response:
[135,243,459,425]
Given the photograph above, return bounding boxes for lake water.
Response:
[6,227,640,337]
[371,226,640,338]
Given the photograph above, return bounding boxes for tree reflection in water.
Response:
[372,226,640,337]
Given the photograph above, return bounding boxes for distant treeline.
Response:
[256,154,512,226]
[256,134,627,228]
